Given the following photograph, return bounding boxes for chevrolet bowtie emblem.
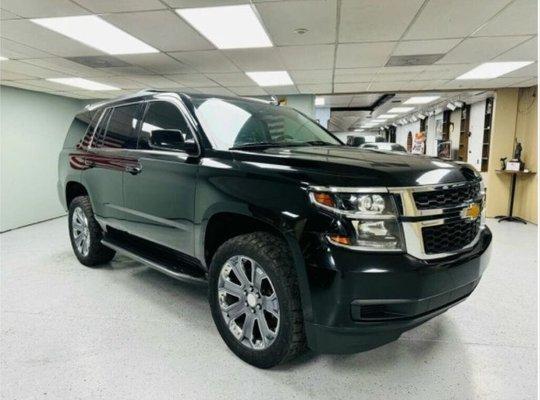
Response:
[461,203,481,221]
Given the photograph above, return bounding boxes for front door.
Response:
[123,98,199,256]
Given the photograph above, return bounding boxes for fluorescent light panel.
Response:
[378,114,397,118]
[47,78,120,91]
[387,107,415,113]
[315,96,325,106]
[457,62,533,80]
[177,5,272,49]
[403,96,440,104]
[246,71,293,87]
[0,56,8,61]
[31,15,157,55]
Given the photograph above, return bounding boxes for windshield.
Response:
[190,97,341,150]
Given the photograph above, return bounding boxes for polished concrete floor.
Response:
[1,217,537,399]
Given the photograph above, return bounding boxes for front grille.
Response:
[413,183,481,210]
[422,219,480,254]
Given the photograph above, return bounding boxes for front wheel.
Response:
[68,196,115,267]
[208,232,306,368]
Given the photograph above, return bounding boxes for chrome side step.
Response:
[102,239,207,285]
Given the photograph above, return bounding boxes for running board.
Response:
[102,239,207,285]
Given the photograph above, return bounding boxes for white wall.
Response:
[315,107,330,129]
[1,86,86,231]
[396,121,420,148]
[426,113,441,156]
[468,100,487,171]
[449,109,462,154]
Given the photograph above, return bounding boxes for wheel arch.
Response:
[65,181,89,207]
[201,209,314,323]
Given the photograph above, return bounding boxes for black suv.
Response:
[58,91,492,368]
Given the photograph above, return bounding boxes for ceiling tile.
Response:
[372,71,421,82]
[340,0,423,42]
[123,75,182,89]
[333,82,370,93]
[336,42,396,68]
[393,39,461,56]
[256,0,337,46]
[0,60,67,78]
[494,36,538,61]
[321,95,353,106]
[96,66,154,75]
[0,80,51,92]
[367,81,406,92]
[0,70,34,80]
[297,83,332,94]
[278,45,335,70]
[399,79,450,90]
[437,36,532,64]
[204,72,255,86]
[404,0,511,40]
[84,76,146,90]
[162,0,248,6]
[73,0,166,13]
[289,69,333,84]
[169,50,239,73]
[229,86,268,96]
[508,77,537,87]
[15,78,85,91]
[223,48,285,71]
[0,38,53,59]
[416,64,472,80]
[333,71,375,84]
[264,86,299,95]
[165,73,220,87]
[473,0,537,37]
[195,86,236,96]
[115,53,196,74]
[0,0,89,18]
[102,10,213,52]
[497,62,537,78]
[21,58,112,77]
[0,9,21,20]
[0,20,101,57]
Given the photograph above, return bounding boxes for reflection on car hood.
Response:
[233,146,478,188]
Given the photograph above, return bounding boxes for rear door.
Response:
[122,97,199,256]
[81,103,143,229]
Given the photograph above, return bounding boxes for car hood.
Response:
[232,146,479,188]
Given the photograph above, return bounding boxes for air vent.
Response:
[385,54,444,67]
[67,56,131,68]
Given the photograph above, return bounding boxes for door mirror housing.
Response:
[149,129,198,155]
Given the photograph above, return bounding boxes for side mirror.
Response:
[149,129,198,155]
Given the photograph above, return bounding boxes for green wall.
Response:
[0,86,87,231]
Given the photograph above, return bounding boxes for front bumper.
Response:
[303,226,492,354]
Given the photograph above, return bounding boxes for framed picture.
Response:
[506,161,521,171]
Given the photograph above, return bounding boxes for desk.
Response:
[495,170,536,224]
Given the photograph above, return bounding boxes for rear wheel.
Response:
[209,232,306,368]
[68,196,115,267]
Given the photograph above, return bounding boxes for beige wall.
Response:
[485,86,538,223]
[513,86,538,223]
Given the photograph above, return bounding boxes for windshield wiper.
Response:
[304,140,338,146]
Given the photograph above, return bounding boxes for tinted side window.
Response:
[138,101,194,151]
[101,104,142,149]
[91,108,112,148]
[63,110,97,149]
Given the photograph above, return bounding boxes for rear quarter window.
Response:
[63,110,98,149]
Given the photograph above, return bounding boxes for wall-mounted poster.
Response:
[437,140,452,159]
[435,119,443,139]
[411,131,426,154]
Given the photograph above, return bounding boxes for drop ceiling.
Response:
[0,0,537,100]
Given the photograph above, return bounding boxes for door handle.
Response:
[125,164,142,175]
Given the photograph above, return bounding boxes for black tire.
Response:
[68,195,115,267]
[208,232,306,368]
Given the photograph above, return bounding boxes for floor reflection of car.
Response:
[360,142,408,153]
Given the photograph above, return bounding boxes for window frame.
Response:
[138,96,201,156]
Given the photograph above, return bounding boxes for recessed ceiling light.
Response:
[246,71,293,87]
[403,96,440,104]
[371,119,387,122]
[387,107,415,113]
[315,96,325,106]
[378,114,397,118]
[31,16,157,55]
[457,61,533,80]
[177,5,272,49]
[47,78,120,91]
[0,56,8,61]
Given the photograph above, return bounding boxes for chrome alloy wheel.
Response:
[72,207,90,257]
[218,255,280,350]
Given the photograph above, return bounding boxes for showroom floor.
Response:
[1,217,537,400]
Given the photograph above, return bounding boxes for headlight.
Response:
[310,189,404,252]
